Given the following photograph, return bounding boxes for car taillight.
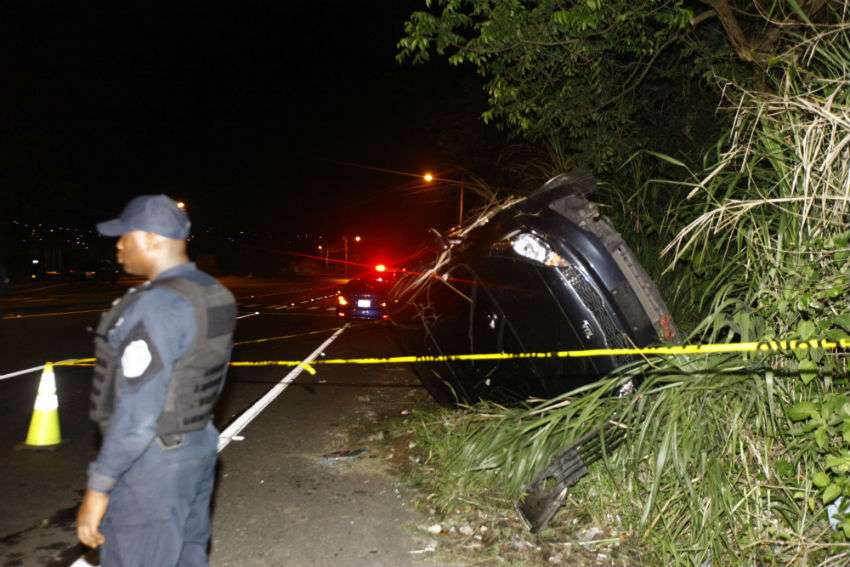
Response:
[337,295,348,306]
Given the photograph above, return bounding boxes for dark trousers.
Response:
[100,426,218,567]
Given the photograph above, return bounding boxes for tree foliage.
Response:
[398,0,836,172]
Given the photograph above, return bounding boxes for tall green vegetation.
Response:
[664,23,850,339]
[657,19,850,547]
[397,1,850,564]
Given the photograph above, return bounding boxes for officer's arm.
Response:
[86,289,196,493]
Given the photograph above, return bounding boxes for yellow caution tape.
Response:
[56,358,95,367]
[227,337,850,367]
[54,338,850,371]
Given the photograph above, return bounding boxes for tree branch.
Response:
[700,0,831,65]
[691,9,718,27]
[593,35,679,113]
[700,0,755,61]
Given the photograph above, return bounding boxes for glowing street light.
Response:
[354,235,361,242]
[176,201,186,210]
[423,171,464,227]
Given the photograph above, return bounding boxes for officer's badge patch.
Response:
[118,322,164,386]
[121,340,152,378]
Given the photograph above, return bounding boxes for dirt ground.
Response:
[347,401,637,567]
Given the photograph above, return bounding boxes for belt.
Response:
[157,433,184,447]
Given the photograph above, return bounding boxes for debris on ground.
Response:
[577,527,604,543]
[409,540,437,554]
[320,447,368,462]
[367,431,385,442]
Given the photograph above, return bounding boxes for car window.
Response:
[343,279,390,294]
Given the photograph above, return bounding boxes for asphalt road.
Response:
[0,275,458,567]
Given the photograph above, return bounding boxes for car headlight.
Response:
[510,233,568,267]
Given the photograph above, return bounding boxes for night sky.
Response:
[2,1,495,255]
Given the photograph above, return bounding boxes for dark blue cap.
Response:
[97,195,191,239]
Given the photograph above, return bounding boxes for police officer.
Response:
[76,195,236,567]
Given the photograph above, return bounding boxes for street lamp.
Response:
[342,236,348,276]
[341,235,361,276]
[318,245,329,269]
[423,172,464,227]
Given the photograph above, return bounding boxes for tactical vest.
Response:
[89,271,236,437]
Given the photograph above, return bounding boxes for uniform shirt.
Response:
[87,262,200,493]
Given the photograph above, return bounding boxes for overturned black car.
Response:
[388,170,679,406]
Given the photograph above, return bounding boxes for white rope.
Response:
[216,322,349,452]
[0,359,81,381]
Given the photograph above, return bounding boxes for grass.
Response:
[392,357,850,564]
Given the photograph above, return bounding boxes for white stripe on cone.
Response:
[33,367,58,411]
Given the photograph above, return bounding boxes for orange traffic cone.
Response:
[20,362,62,449]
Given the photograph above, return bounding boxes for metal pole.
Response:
[343,237,349,276]
[458,177,464,227]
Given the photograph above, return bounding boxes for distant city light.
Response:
[32,259,39,264]
[354,235,361,242]
[176,201,186,209]
[423,173,433,182]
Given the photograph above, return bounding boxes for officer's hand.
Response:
[77,489,109,548]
